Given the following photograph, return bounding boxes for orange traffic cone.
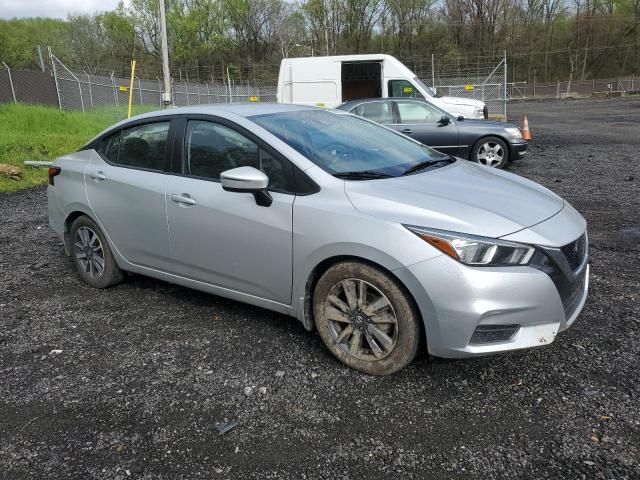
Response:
[522,115,532,141]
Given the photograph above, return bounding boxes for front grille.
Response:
[560,234,587,272]
[562,269,586,318]
[532,232,588,320]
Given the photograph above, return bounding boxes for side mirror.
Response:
[457,115,465,121]
[220,166,272,207]
[439,115,451,125]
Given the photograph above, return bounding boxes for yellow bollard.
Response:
[127,60,136,118]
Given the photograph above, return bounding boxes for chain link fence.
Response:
[47,51,277,122]
[3,49,638,122]
[0,63,59,106]
[508,76,639,100]
[2,49,510,121]
[406,53,508,119]
[1,55,278,123]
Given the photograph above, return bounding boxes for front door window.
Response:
[184,120,288,191]
[396,101,442,124]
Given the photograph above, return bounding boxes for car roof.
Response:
[130,102,314,121]
[337,97,431,111]
[86,103,318,146]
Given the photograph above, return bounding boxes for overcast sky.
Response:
[0,0,128,19]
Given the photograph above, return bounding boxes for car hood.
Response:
[439,96,485,108]
[345,160,564,238]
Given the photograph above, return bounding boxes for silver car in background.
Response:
[47,104,589,375]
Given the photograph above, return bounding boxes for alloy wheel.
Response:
[324,278,399,361]
[74,226,105,278]
[476,141,504,167]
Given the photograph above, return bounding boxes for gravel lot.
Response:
[1,97,639,479]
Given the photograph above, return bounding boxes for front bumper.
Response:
[509,140,528,160]
[394,239,589,358]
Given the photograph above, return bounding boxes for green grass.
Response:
[0,103,161,193]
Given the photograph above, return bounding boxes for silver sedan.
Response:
[47,104,589,375]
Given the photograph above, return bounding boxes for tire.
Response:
[69,215,123,289]
[471,136,509,168]
[313,261,421,375]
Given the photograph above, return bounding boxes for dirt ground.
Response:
[1,97,639,479]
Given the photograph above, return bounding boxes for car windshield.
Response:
[413,77,438,97]
[250,110,449,178]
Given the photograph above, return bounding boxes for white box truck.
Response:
[277,54,488,119]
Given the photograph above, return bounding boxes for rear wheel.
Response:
[69,215,123,289]
[471,136,509,168]
[313,261,420,375]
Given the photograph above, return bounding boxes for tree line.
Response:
[0,0,638,84]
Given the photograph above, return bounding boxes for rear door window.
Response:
[98,131,122,163]
[97,122,170,171]
[118,122,170,170]
[351,102,394,124]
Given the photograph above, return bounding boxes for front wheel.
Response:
[471,136,509,168]
[313,261,421,375]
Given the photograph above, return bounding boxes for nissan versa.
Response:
[47,104,589,375]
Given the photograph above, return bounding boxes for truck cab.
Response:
[277,54,488,120]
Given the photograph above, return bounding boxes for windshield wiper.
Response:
[333,170,393,180]
[401,157,454,176]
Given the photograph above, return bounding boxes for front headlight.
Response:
[405,226,535,266]
[504,127,523,139]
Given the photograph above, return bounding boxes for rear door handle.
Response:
[90,171,106,181]
[171,193,197,206]
[401,128,413,134]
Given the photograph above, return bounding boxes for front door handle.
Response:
[401,128,413,134]
[90,171,106,181]
[171,193,197,206]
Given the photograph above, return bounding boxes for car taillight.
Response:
[48,166,61,186]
